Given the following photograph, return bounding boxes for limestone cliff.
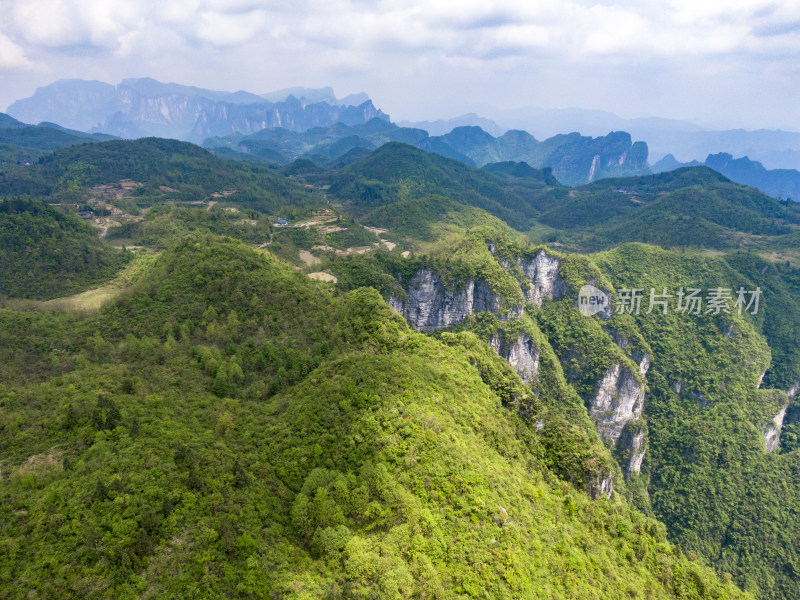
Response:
[586,473,614,500]
[588,363,646,445]
[388,270,502,332]
[515,251,568,306]
[388,246,637,490]
[389,248,566,331]
[763,384,798,452]
[489,334,540,384]
[603,331,650,475]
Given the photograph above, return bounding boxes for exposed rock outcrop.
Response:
[604,332,650,475]
[390,248,565,332]
[516,251,568,306]
[489,334,540,384]
[763,384,798,452]
[586,472,613,500]
[763,405,788,453]
[619,424,647,476]
[389,270,502,332]
[588,363,646,445]
[389,248,641,491]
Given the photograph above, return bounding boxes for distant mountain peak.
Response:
[7,78,388,142]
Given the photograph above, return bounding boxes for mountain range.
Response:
[3,123,800,598]
[205,119,649,186]
[653,152,800,202]
[478,105,800,171]
[6,79,387,143]
[10,78,800,194]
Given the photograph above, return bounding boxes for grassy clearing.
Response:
[2,253,158,314]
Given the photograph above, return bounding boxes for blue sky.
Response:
[2,0,800,130]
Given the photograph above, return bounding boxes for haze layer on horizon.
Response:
[1,0,800,132]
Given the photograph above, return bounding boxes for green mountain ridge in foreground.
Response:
[0,236,750,599]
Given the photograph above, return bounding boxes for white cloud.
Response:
[1,0,800,128]
[0,31,30,68]
[4,0,800,61]
[7,0,146,50]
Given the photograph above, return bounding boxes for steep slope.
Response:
[333,228,800,600]
[0,235,748,599]
[537,167,800,250]
[594,244,800,600]
[436,128,649,185]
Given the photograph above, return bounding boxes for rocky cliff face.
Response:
[763,384,798,452]
[389,270,503,332]
[588,363,646,444]
[516,251,568,306]
[619,425,647,476]
[428,127,650,186]
[543,132,649,186]
[763,405,788,453]
[586,473,614,500]
[489,334,540,384]
[389,247,640,490]
[603,331,650,475]
[390,248,566,332]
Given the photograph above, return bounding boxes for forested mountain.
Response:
[0,112,115,169]
[0,198,129,299]
[204,118,650,186]
[476,105,800,171]
[2,134,800,598]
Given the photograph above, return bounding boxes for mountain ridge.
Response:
[653,152,800,202]
[7,79,389,143]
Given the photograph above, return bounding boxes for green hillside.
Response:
[0,113,114,169]
[323,225,800,600]
[536,167,800,251]
[0,235,749,599]
[0,138,319,215]
[327,142,563,230]
[0,198,129,299]
[592,244,800,599]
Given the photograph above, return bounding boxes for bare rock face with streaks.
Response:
[388,270,502,332]
[587,473,614,500]
[763,384,798,452]
[603,331,651,475]
[389,247,566,332]
[489,334,540,384]
[516,251,568,307]
[589,363,646,445]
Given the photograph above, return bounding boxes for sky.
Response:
[2,0,800,130]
